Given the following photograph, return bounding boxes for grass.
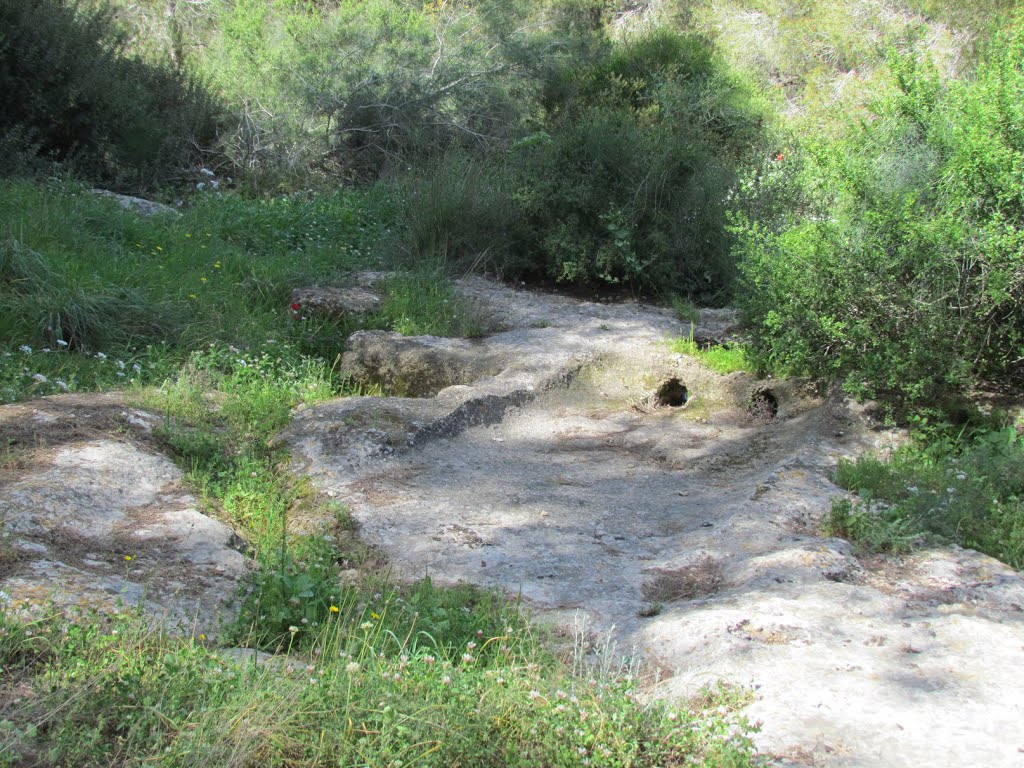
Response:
[671,337,756,375]
[0,179,501,405]
[826,424,1024,567]
[0,600,758,767]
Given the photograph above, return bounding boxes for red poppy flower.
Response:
[290,302,301,312]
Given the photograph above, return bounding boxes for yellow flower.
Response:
[124,555,133,562]
[370,612,380,620]
[200,277,208,283]
[189,294,198,299]
[329,605,340,614]
[198,633,207,641]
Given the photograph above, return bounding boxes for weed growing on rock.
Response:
[828,425,1024,567]
[672,336,756,375]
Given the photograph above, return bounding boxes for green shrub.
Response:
[0,0,221,191]
[736,14,1024,409]
[512,28,766,299]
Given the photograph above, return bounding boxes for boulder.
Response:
[90,189,180,217]
[341,330,509,397]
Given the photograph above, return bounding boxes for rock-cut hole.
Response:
[655,378,689,408]
[748,388,779,421]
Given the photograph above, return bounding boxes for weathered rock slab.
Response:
[290,285,382,318]
[282,276,1024,767]
[90,189,180,217]
[1,395,247,637]
[342,330,508,397]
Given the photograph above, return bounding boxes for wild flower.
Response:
[19,345,31,354]
[345,661,360,674]
[31,373,47,383]
[56,339,68,347]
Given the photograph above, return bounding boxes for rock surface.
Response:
[342,330,508,397]
[282,276,1024,767]
[90,189,180,217]
[0,394,247,637]
[290,284,382,318]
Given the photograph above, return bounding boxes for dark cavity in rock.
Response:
[748,387,779,422]
[655,378,689,408]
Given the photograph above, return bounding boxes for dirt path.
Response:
[281,277,1024,767]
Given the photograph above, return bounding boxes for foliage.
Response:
[0,0,220,191]
[827,424,1024,567]
[0,604,757,767]
[398,25,770,300]
[736,14,1024,409]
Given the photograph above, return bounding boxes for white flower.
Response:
[132,363,141,373]
[196,182,206,191]
[18,345,31,354]
[55,380,68,390]
[345,661,360,674]
[116,360,125,369]
[199,167,215,177]
[95,352,107,360]
[31,373,47,383]
[288,625,299,633]
[56,339,68,347]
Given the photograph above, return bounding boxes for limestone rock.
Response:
[290,285,382,318]
[90,189,180,217]
[0,395,247,638]
[341,330,508,397]
[281,275,1024,767]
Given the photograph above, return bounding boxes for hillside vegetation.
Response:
[1,0,1023,764]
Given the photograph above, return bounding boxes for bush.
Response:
[0,0,220,190]
[398,25,769,301]
[736,14,1024,409]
